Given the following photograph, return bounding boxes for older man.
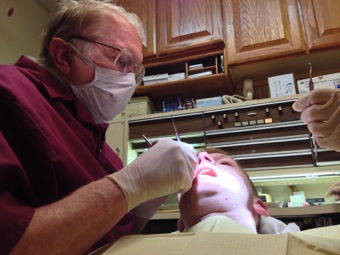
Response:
[0,1,196,254]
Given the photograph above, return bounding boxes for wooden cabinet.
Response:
[117,0,225,62]
[115,0,157,59]
[134,54,233,107]
[120,0,340,106]
[117,0,229,107]
[222,0,306,65]
[156,0,224,58]
[299,0,340,52]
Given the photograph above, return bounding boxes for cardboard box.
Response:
[101,226,340,255]
[119,97,154,117]
[168,72,185,82]
[268,73,296,98]
[196,96,222,108]
[188,71,212,79]
[297,72,340,94]
[142,73,169,86]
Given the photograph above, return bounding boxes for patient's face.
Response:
[178,151,253,229]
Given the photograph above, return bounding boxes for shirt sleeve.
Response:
[0,131,35,255]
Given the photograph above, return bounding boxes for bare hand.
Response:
[325,181,340,201]
[292,89,340,152]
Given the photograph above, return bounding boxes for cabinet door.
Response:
[156,0,224,56]
[300,0,340,51]
[223,0,306,65]
[106,120,126,164]
[116,0,157,59]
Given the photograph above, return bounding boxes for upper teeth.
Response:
[198,169,210,175]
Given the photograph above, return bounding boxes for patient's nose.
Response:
[197,152,214,164]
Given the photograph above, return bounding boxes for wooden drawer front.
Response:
[209,135,311,155]
[129,113,204,139]
[205,120,311,170]
[204,100,300,131]
[236,152,313,170]
[317,150,340,166]
[131,135,205,151]
[206,122,309,144]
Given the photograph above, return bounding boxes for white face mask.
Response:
[69,45,136,124]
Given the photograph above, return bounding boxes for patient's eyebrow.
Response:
[213,154,239,168]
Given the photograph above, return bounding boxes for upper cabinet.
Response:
[222,0,306,65]
[299,0,340,52]
[156,0,224,59]
[117,0,225,64]
[115,0,157,59]
[116,0,340,103]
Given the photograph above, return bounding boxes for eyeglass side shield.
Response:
[135,64,145,85]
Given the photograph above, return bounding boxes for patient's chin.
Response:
[195,180,226,195]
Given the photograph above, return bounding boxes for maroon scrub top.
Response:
[0,56,134,254]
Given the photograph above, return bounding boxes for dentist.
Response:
[0,1,196,254]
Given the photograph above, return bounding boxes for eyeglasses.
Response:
[69,35,145,84]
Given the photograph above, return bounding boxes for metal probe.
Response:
[309,62,317,165]
[142,134,152,147]
[171,114,181,142]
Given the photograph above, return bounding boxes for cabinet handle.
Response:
[233,150,311,160]
[204,99,296,114]
[207,134,309,148]
[128,112,203,123]
[206,121,305,136]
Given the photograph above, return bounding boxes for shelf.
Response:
[133,73,233,107]
[269,203,340,218]
[229,48,340,89]
[152,203,340,220]
[248,165,340,187]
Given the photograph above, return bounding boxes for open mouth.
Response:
[192,168,217,186]
[196,168,217,177]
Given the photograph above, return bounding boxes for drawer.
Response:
[316,149,340,166]
[207,135,311,155]
[204,99,301,131]
[129,113,204,139]
[235,150,313,170]
[205,121,309,144]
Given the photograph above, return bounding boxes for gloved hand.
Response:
[292,88,340,152]
[132,196,167,219]
[325,181,340,201]
[108,138,197,211]
[258,216,300,234]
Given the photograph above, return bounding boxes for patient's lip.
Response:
[192,168,217,186]
[196,168,217,177]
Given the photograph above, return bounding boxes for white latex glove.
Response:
[258,216,300,234]
[325,181,340,201]
[292,88,340,152]
[108,138,197,211]
[132,196,167,219]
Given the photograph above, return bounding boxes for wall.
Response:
[0,0,49,64]
[263,183,335,205]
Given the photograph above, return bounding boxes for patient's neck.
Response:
[185,208,257,233]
